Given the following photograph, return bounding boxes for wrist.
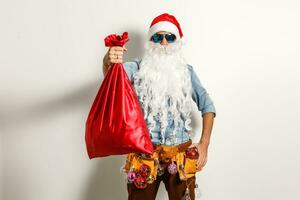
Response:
[103,62,110,70]
[199,139,210,146]
[103,53,110,66]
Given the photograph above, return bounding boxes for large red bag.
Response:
[85,32,154,159]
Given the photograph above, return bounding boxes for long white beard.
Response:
[132,39,193,144]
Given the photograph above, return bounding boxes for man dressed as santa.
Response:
[103,13,216,200]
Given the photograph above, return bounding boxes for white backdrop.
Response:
[1,0,300,200]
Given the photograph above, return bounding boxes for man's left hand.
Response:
[188,142,209,170]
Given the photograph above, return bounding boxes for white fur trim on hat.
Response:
[147,21,180,40]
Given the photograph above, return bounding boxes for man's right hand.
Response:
[103,46,127,75]
[108,46,127,64]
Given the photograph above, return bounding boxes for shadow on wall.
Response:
[123,29,145,62]
[0,29,144,131]
[81,155,129,200]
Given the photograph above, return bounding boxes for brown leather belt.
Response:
[153,139,192,163]
[136,139,192,163]
[153,139,192,152]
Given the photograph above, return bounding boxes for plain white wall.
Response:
[1,0,300,200]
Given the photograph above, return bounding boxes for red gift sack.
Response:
[85,32,154,159]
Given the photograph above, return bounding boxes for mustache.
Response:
[144,40,183,55]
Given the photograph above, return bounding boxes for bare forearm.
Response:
[102,53,110,76]
[198,112,215,146]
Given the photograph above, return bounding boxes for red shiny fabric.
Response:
[85,32,154,159]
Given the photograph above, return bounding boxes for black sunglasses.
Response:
[150,33,177,43]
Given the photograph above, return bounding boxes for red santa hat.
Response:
[147,13,183,41]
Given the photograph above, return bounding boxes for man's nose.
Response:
[160,36,168,45]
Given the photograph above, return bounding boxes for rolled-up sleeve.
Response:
[188,64,216,118]
[123,59,139,83]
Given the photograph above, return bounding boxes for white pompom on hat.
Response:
[147,13,183,41]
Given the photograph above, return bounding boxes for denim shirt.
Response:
[123,58,216,146]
